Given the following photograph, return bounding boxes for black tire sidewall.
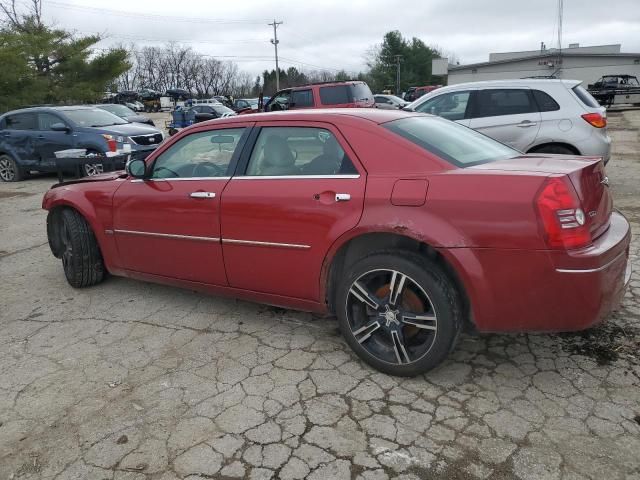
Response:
[534,145,575,155]
[0,155,23,182]
[335,251,461,377]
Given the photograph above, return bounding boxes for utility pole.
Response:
[394,55,402,96]
[269,20,283,90]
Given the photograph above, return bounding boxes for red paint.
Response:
[42,109,631,333]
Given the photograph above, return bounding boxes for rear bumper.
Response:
[442,211,631,332]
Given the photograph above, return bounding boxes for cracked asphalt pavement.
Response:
[1,110,639,480]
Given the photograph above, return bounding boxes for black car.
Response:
[0,106,164,182]
[96,104,155,126]
[191,104,237,121]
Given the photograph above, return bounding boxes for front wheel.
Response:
[58,209,105,288]
[335,252,462,376]
[82,150,105,177]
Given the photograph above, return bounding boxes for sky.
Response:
[36,0,640,77]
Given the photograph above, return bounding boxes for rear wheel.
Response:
[531,144,576,155]
[0,155,22,182]
[58,209,105,288]
[336,251,462,376]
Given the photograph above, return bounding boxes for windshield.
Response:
[99,104,135,117]
[65,109,129,127]
[384,116,519,167]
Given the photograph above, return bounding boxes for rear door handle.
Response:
[189,192,215,199]
[517,120,537,128]
[335,193,351,202]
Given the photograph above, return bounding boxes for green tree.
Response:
[0,0,130,112]
[366,30,441,93]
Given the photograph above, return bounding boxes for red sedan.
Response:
[42,109,632,376]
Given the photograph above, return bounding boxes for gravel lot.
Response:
[1,110,639,480]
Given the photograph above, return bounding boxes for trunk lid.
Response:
[471,154,613,240]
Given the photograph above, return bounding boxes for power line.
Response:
[45,0,269,25]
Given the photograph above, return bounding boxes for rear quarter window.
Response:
[319,85,350,105]
[572,85,601,108]
[532,90,560,112]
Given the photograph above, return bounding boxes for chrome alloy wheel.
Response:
[346,269,438,365]
[83,163,104,176]
[0,157,15,181]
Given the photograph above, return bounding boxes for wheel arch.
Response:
[527,141,581,155]
[321,231,472,328]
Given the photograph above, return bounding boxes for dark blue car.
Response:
[0,106,164,181]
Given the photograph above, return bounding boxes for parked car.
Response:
[0,106,163,181]
[264,81,374,111]
[96,104,155,126]
[42,109,631,376]
[405,79,611,163]
[232,98,259,112]
[190,104,237,121]
[374,94,409,110]
[404,85,442,102]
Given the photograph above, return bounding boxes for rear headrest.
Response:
[264,135,295,167]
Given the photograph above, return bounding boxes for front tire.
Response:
[0,155,23,182]
[335,251,462,377]
[59,209,105,288]
[82,149,105,177]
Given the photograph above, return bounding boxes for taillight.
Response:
[581,112,606,128]
[535,177,592,250]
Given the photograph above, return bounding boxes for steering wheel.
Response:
[153,166,180,178]
[193,162,226,177]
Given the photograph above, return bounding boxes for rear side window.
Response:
[5,113,37,130]
[291,89,314,108]
[572,85,601,108]
[532,90,560,112]
[384,116,519,167]
[474,89,536,117]
[319,85,350,105]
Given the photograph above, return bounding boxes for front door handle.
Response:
[189,192,215,199]
[517,120,537,128]
[335,193,351,202]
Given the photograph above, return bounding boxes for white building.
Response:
[442,44,640,86]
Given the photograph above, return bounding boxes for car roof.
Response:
[431,79,581,92]
[199,108,415,126]
[0,105,99,116]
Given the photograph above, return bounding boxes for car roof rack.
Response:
[293,80,360,88]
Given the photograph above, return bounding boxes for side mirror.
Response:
[126,159,147,178]
[51,122,70,132]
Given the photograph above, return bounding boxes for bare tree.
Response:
[0,0,43,32]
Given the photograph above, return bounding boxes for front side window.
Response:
[415,91,471,121]
[375,96,390,104]
[245,127,357,176]
[473,89,535,118]
[38,113,66,130]
[151,128,245,179]
[6,113,37,130]
[291,89,313,108]
[384,116,519,167]
[266,90,291,111]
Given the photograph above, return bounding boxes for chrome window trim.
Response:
[234,174,360,180]
[113,229,220,242]
[131,177,231,183]
[555,251,626,273]
[223,238,310,250]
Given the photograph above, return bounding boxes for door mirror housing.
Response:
[51,122,70,132]
[126,159,147,178]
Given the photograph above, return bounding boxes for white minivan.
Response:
[406,79,611,163]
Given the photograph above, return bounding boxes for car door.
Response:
[112,124,252,284]
[2,112,38,166]
[35,112,75,166]
[413,91,473,126]
[220,122,365,301]
[468,88,541,151]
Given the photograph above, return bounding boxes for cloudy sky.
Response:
[38,0,640,76]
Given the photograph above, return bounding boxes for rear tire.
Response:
[0,155,23,182]
[531,144,576,155]
[335,251,462,377]
[59,209,105,288]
